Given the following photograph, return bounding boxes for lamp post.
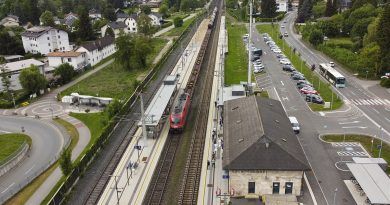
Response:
[378,127,383,158]
[333,188,338,205]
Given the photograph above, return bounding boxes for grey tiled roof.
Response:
[80,36,115,51]
[223,96,310,171]
[21,26,53,38]
[108,21,127,29]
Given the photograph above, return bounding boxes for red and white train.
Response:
[169,90,190,132]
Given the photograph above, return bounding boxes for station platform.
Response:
[197,15,230,205]
[97,19,210,205]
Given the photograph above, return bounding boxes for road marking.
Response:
[385,117,390,123]
[372,108,380,114]
[280,81,284,86]
[25,165,35,175]
[350,91,356,96]
[385,99,390,105]
[1,183,15,194]
[0,129,11,134]
[338,121,360,125]
[342,126,367,129]
[282,96,289,101]
[319,112,325,116]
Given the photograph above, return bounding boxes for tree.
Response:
[343,3,376,34]
[226,0,238,8]
[0,30,25,55]
[77,6,94,41]
[325,0,336,17]
[107,99,122,118]
[109,0,124,9]
[103,3,116,21]
[173,16,183,27]
[309,29,324,45]
[359,42,380,76]
[376,5,390,73]
[140,5,151,14]
[180,0,192,12]
[19,65,47,95]
[105,27,115,36]
[296,0,313,23]
[40,10,55,26]
[115,34,153,70]
[59,149,72,176]
[159,4,169,18]
[313,1,326,18]
[38,0,57,14]
[261,0,277,18]
[0,58,12,99]
[363,16,379,46]
[137,13,153,35]
[318,20,339,37]
[54,63,75,84]
[351,17,373,39]
[62,0,73,14]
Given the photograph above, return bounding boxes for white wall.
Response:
[76,43,116,66]
[276,1,288,12]
[22,29,70,55]
[48,54,86,70]
[229,170,303,197]
[125,18,138,33]
[0,65,45,91]
[148,15,162,26]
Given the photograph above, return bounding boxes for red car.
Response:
[170,91,190,133]
[300,86,318,95]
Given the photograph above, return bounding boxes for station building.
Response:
[223,96,310,197]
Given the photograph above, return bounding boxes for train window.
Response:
[173,117,181,124]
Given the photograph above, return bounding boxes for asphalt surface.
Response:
[281,11,390,141]
[251,23,380,205]
[66,13,207,205]
[0,116,66,202]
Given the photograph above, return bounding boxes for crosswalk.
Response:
[332,142,360,147]
[346,98,390,106]
[337,151,368,157]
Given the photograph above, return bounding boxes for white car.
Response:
[330,62,335,67]
[273,49,282,54]
[280,60,291,65]
[281,25,285,28]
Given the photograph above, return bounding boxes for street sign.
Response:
[222,175,229,179]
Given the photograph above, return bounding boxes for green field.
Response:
[61,38,167,100]
[322,134,390,174]
[256,24,343,111]
[0,133,31,163]
[165,15,196,37]
[225,23,248,85]
[69,112,108,146]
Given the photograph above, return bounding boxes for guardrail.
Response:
[0,142,29,176]
[46,10,207,205]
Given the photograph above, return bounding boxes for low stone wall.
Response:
[0,143,29,178]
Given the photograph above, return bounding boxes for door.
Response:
[248,182,255,194]
[272,182,280,194]
[285,182,293,194]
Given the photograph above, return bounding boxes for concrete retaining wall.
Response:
[0,143,29,178]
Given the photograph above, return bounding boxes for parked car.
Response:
[283,32,288,37]
[289,116,300,134]
[297,82,312,89]
[276,54,286,58]
[280,59,291,65]
[330,62,335,67]
[306,94,324,104]
[283,65,295,72]
[300,86,318,94]
[292,74,306,80]
[296,80,311,86]
[291,71,303,76]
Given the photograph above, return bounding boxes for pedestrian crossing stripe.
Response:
[337,151,368,156]
[349,98,390,106]
[332,142,360,147]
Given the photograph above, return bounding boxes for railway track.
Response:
[178,2,223,205]
[143,2,222,205]
[79,15,206,205]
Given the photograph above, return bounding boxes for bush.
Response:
[173,17,183,27]
[161,21,173,28]
[380,78,390,88]
[309,29,324,46]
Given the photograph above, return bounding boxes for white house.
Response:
[75,36,116,66]
[276,0,288,12]
[89,9,102,21]
[124,14,138,33]
[47,51,87,71]
[223,96,310,198]
[101,21,128,38]
[148,12,163,26]
[0,15,19,27]
[0,59,45,91]
[21,26,70,55]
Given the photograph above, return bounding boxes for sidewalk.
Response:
[26,115,91,205]
[153,13,197,37]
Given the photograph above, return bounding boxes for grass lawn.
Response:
[60,38,167,100]
[69,112,108,146]
[167,12,190,21]
[256,24,343,111]
[225,22,248,85]
[326,37,353,47]
[6,119,78,205]
[165,15,196,37]
[0,133,31,163]
[322,134,390,174]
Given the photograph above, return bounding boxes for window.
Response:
[49,49,52,52]
[68,58,72,62]
[285,182,293,194]
[272,182,280,194]
[248,182,255,194]
[48,43,51,46]
[58,35,60,39]
[47,37,50,40]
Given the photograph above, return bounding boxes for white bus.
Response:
[319,63,346,88]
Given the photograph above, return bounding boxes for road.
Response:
[280,11,390,140]
[0,116,67,203]
[251,23,380,205]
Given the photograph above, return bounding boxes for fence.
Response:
[46,11,207,205]
[0,127,71,204]
[0,142,29,177]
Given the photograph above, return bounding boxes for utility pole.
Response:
[379,127,383,158]
[247,0,253,95]
[140,93,147,146]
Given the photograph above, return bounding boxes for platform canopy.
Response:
[347,163,390,204]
